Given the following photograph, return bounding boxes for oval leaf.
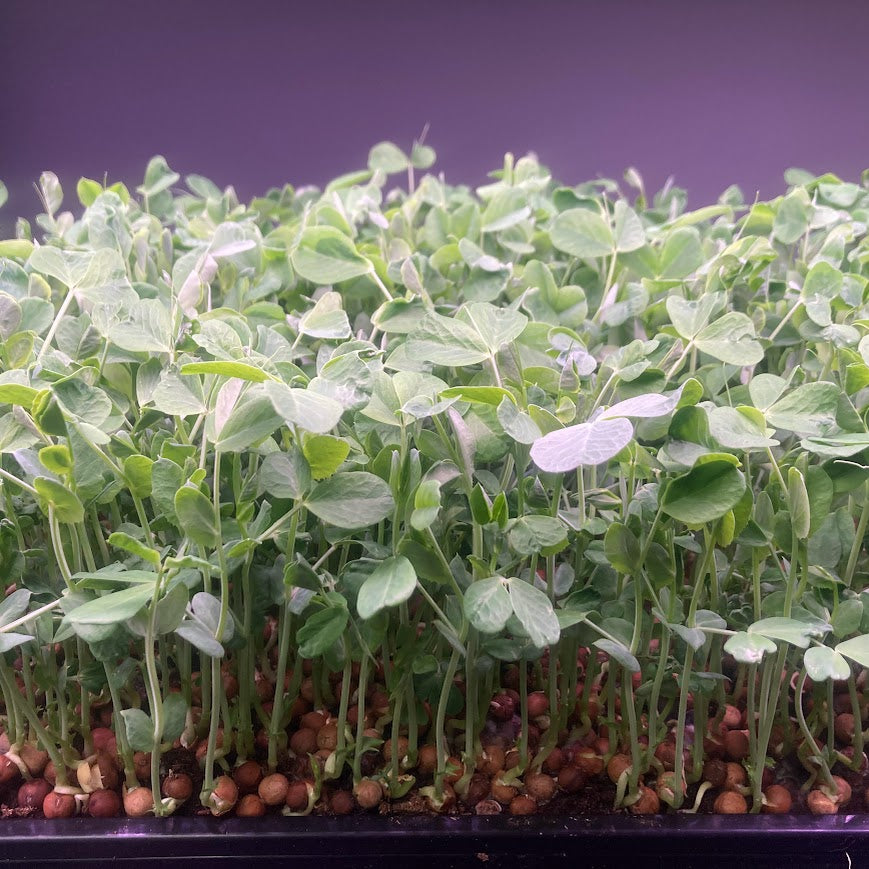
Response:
[305,472,394,529]
[357,556,417,619]
[291,227,371,285]
[550,208,613,258]
[662,459,746,525]
[464,576,512,634]
[507,578,560,648]
[530,417,634,473]
[724,631,777,664]
[803,646,850,682]
[174,485,219,547]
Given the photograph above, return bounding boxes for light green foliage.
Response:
[2,146,869,816]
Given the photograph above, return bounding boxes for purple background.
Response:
[3,0,869,227]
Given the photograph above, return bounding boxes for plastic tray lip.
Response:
[4,815,869,865]
[4,812,869,839]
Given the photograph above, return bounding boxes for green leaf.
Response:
[801,433,869,458]
[180,361,269,382]
[32,392,67,438]
[723,631,777,664]
[302,434,350,479]
[175,620,224,658]
[507,515,568,556]
[0,590,31,627]
[481,188,531,234]
[496,397,541,445]
[215,392,282,452]
[0,372,39,409]
[530,417,634,473]
[139,155,179,198]
[291,227,371,285]
[604,522,641,574]
[121,708,154,752]
[803,646,851,682]
[458,302,527,355]
[34,477,84,524]
[108,532,160,566]
[749,617,830,649]
[124,455,154,499]
[64,583,154,626]
[298,292,352,340]
[411,141,436,169]
[787,467,811,540]
[174,484,219,547]
[297,607,349,657]
[773,190,809,244]
[468,483,492,524]
[309,349,375,411]
[670,623,707,651]
[593,638,640,673]
[72,569,160,589]
[39,171,63,214]
[835,634,869,669]
[666,293,723,339]
[0,239,33,259]
[464,576,512,634]
[442,386,512,406]
[357,556,417,619]
[151,459,183,521]
[52,379,112,427]
[662,458,746,525]
[658,228,703,279]
[153,582,189,635]
[406,311,489,366]
[550,208,613,258]
[305,472,394,528]
[766,382,841,436]
[507,578,560,647]
[832,599,864,639]
[600,384,687,421]
[613,200,645,253]
[368,142,409,174]
[708,406,778,450]
[38,444,73,475]
[77,177,102,207]
[151,369,207,416]
[264,381,344,434]
[0,633,36,653]
[0,414,38,454]
[258,450,311,500]
[188,591,234,642]
[749,374,789,411]
[112,299,173,353]
[0,293,21,340]
[694,312,763,366]
[411,479,442,531]
[162,693,188,744]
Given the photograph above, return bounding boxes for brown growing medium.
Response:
[3,655,869,821]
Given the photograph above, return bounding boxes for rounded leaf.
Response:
[357,556,417,620]
[464,577,512,634]
[305,472,394,529]
[723,631,777,664]
[507,578,560,648]
[291,227,371,286]
[530,417,633,473]
[803,646,850,682]
[550,208,613,258]
[662,459,746,525]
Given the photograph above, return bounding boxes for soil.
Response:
[4,747,867,819]
[3,656,869,820]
